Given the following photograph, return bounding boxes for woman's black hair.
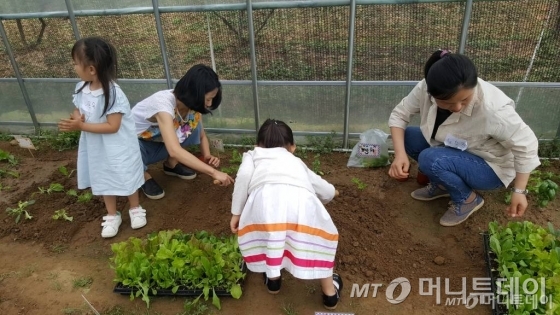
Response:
[424,49,478,100]
[174,64,222,114]
[71,37,118,117]
[257,119,294,149]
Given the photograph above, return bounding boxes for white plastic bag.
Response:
[347,129,390,168]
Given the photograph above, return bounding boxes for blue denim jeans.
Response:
[404,126,503,203]
[138,125,202,171]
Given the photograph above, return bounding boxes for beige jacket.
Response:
[388,78,540,187]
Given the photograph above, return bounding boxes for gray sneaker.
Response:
[439,194,484,227]
[411,183,450,201]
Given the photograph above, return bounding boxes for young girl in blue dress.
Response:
[58,37,147,238]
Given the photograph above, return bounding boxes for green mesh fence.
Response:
[467,0,560,82]
[0,0,559,138]
[77,15,164,79]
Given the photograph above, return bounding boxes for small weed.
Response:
[77,191,93,203]
[52,209,73,222]
[305,131,337,154]
[0,168,19,178]
[44,130,80,151]
[62,308,84,315]
[66,189,78,197]
[5,200,35,223]
[352,177,367,190]
[220,166,239,175]
[312,155,324,176]
[183,298,209,315]
[0,149,18,166]
[73,276,93,288]
[231,149,243,164]
[21,264,37,277]
[37,182,64,195]
[46,272,59,280]
[0,183,12,191]
[0,271,20,282]
[281,302,298,315]
[52,281,63,291]
[540,159,551,167]
[293,147,309,160]
[538,138,560,158]
[50,244,68,254]
[240,136,256,147]
[58,165,75,178]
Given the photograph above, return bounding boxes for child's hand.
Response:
[204,155,220,168]
[230,215,240,233]
[58,117,83,131]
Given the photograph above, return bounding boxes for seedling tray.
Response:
[113,262,247,297]
[482,233,508,315]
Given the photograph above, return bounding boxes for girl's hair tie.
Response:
[440,49,451,58]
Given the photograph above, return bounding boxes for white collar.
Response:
[82,83,104,97]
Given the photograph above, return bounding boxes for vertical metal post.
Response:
[65,0,81,40]
[458,0,474,54]
[247,0,260,131]
[342,0,356,148]
[152,0,173,88]
[0,20,40,133]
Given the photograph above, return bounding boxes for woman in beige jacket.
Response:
[388,50,540,226]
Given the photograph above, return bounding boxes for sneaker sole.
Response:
[131,221,147,229]
[439,198,485,227]
[142,190,165,200]
[267,289,280,295]
[410,192,450,201]
[323,304,338,310]
[163,170,197,180]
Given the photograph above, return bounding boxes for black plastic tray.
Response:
[482,233,508,315]
[113,262,247,297]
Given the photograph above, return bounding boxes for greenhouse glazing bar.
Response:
[65,0,80,40]
[343,0,357,148]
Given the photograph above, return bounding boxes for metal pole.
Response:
[0,20,40,133]
[458,0,473,54]
[65,0,81,40]
[152,0,173,88]
[342,0,356,148]
[247,0,260,131]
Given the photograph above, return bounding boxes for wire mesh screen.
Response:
[255,6,349,80]
[77,15,164,79]
[467,0,559,82]
[354,3,464,81]
[0,0,66,15]
[0,81,31,124]
[2,18,75,78]
[71,0,152,11]
[0,28,15,78]
[205,84,254,129]
[160,11,251,80]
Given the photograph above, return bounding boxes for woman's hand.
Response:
[212,170,234,186]
[230,215,240,233]
[507,192,528,218]
[388,154,410,179]
[203,154,220,168]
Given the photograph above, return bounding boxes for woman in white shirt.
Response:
[388,50,540,226]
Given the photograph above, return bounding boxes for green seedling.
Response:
[58,165,75,178]
[0,183,12,191]
[0,149,18,166]
[5,200,35,223]
[37,182,65,195]
[72,276,93,288]
[352,177,367,190]
[77,191,93,203]
[52,209,73,222]
[66,189,78,197]
[312,155,324,176]
[220,166,239,175]
[0,168,19,178]
[231,149,243,164]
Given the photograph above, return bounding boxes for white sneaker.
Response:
[101,213,122,238]
[129,206,147,229]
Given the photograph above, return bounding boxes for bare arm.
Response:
[58,110,122,134]
[155,112,233,185]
